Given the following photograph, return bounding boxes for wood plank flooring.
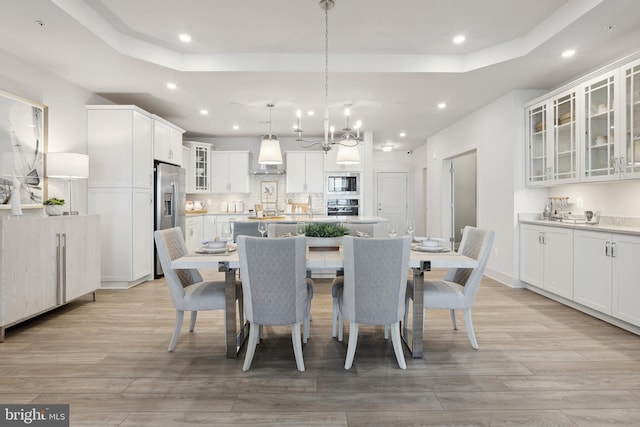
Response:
[1,270,639,426]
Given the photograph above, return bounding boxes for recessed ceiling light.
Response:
[453,34,466,44]
[381,143,393,152]
[437,102,447,110]
[200,109,209,115]
[166,82,177,90]
[307,110,315,116]
[179,33,192,43]
[561,49,576,58]
[232,125,239,130]
[399,132,406,138]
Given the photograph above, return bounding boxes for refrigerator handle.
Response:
[171,181,177,228]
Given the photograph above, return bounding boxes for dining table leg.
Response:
[401,264,427,358]
[222,266,247,358]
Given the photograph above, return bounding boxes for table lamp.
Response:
[46,152,89,215]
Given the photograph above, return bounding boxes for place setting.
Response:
[196,238,237,255]
[411,236,450,253]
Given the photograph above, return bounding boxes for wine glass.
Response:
[296,222,306,236]
[219,222,232,241]
[406,220,415,237]
[387,222,397,238]
[258,222,267,238]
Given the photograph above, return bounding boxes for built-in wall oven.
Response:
[326,198,359,217]
[326,173,359,196]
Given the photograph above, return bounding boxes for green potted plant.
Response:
[44,197,65,216]
[303,223,350,250]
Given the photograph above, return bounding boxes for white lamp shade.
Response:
[47,152,89,179]
[335,143,360,165]
[258,136,283,165]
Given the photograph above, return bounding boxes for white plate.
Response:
[412,245,450,253]
[196,247,228,254]
[413,236,447,243]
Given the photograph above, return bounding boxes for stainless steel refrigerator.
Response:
[154,161,186,277]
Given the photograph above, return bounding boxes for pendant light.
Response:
[258,103,283,165]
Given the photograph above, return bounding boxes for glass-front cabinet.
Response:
[623,59,640,179]
[525,89,578,186]
[184,141,210,193]
[582,71,619,181]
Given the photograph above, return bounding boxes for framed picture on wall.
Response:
[260,181,278,204]
[0,89,47,207]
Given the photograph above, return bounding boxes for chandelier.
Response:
[294,0,362,165]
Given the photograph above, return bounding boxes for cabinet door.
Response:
[622,59,640,179]
[305,152,325,193]
[228,152,249,193]
[185,217,203,253]
[573,230,612,314]
[210,152,231,193]
[168,127,183,166]
[62,216,101,301]
[543,227,573,299]
[551,90,579,184]
[132,189,153,280]
[286,152,306,193]
[190,143,211,193]
[526,103,549,186]
[153,121,170,163]
[0,219,57,326]
[582,71,620,182]
[132,112,152,189]
[519,224,543,286]
[611,233,640,326]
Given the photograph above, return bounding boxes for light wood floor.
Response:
[1,270,640,426]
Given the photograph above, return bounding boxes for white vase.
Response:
[45,205,64,216]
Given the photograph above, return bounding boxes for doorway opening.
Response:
[376,172,408,235]
[447,150,477,250]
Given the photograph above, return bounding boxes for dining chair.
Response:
[337,235,412,369]
[405,226,494,349]
[267,222,298,238]
[154,227,243,352]
[237,235,313,372]
[232,221,262,242]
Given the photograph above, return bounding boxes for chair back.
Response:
[154,228,203,309]
[267,222,298,238]
[446,226,494,302]
[232,221,262,242]
[341,235,412,325]
[237,235,309,325]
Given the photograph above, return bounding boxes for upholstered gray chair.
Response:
[237,235,313,372]
[405,226,494,349]
[337,235,412,370]
[154,227,243,352]
[266,222,298,238]
[232,221,262,242]
[330,222,377,338]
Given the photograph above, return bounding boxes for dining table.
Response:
[171,244,478,358]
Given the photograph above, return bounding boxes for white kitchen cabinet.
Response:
[185,216,203,253]
[574,230,640,325]
[519,223,573,299]
[88,105,155,289]
[89,187,152,288]
[324,144,363,172]
[210,151,250,193]
[87,107,152,189]
[525,89,579,186]
[153,119,184,166]
[0,216,100,342]
[286,151,325,193]
[621,58,640,179]
[184,141,211,193]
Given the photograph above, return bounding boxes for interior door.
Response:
[377,172,407,234]
[450,151,477,249]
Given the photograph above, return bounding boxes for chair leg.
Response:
[303,317,310,344]
[464,308,478,350]
[242,322,260,371]
[390,321,407,370]
[450,309,457,330]
[338,311,344,342]
[189,311,197,332]
[291,322,305,372]
[332,296,338,338]
[344,322,359,370]
[168,310,184,352]
[259,325,264,340]
[383,324,389,340]
[403,297,410,337]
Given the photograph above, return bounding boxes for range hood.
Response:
[251,163,286,175]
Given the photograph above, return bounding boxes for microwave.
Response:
[326,173,359,195]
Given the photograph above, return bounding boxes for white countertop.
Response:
[519,212,640,236]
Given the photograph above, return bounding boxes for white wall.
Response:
[0,48,111,213]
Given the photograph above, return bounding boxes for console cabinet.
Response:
[0,215,100,341]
